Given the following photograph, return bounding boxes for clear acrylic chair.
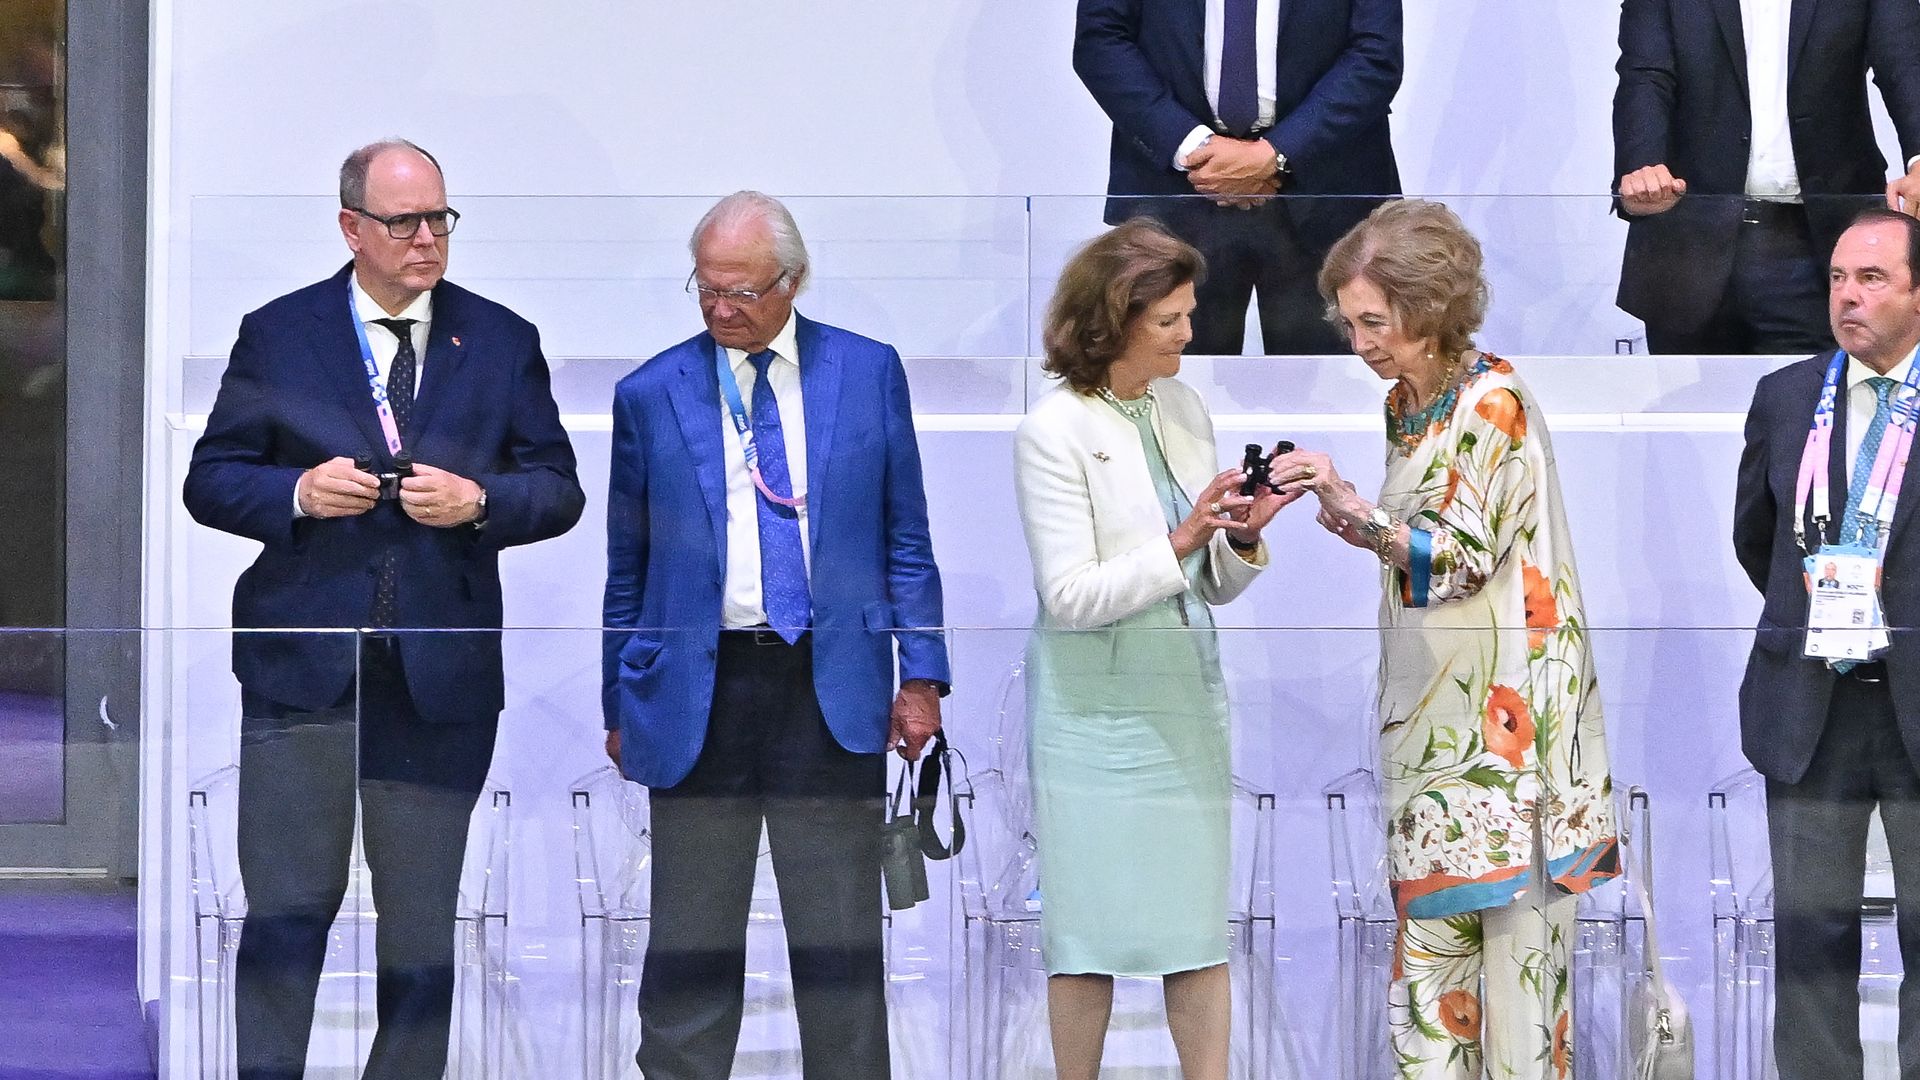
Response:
[955,659,1282,1079]
[186,766,512,1080]
[1324,766,1651,1080]
[570,764,922,1080]
[1710,765,1902,1080]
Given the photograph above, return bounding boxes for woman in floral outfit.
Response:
[1289,200,1617,1079]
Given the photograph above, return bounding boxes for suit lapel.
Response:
[405,285,467,441]
[665,339,731,562]
[796,316,842,552]
[1887,385,1920,548]
[313,272,395,462]
[1787,0,1820,87]
[1710,0,1750,100]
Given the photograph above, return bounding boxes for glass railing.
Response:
[3,623,1855,1078]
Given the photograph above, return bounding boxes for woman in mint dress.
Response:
[1013,220,1308,1079]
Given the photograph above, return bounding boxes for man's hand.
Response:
[1888,162,1920,219]
[1618,164,1686,216]
[297,456,380,518]
[604,728,621,767]
[399,463,485,527]
[1186,137,1283,207]
[887,679,943,761]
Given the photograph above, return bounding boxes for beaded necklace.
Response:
[1386,351,1472,452]
[1097,385,1156,419]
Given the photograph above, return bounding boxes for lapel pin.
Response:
[450,336,462,347]
[1092,451,1110,462]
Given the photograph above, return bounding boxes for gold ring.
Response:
[1209,501,1223,514]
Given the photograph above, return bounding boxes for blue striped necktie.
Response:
[748,350,811,642]
[1841,376,1897,547]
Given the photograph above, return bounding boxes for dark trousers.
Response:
[1646,201,1834,356]
[1767,669,1920,1080]
[636,630,888,1080]
[1153,199,1346,356]
[233,638,497,1080]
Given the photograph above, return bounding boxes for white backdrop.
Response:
[139,2,1917,1077]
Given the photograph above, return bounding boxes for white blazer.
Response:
[1014,378,1264,631]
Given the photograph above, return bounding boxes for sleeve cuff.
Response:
[1174,126,1214,171]
[1907,154,1920,173]
[1406,527,1432,608]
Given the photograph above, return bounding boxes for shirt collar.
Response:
[726,311,801,373]
[350,273,433,329]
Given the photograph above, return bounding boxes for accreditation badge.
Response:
[1804,544,1890,662]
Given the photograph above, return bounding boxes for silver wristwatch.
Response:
[1363,506,1396,562]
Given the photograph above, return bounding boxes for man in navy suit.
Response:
[1074,0,1402,355]
[601,191,949,1080]
[184,139,583,1080]
[1735,209,1920,1079]
[1614,0,1920,354]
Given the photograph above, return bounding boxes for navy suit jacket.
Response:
[184,265,585,725]
[1734,354,1920,781]
[1073,0,1402,249]
[600,316,951,790]
[1613,0,1920,330]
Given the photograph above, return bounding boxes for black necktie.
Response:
[372,318,417,432]
[1218,0,1260,135]
[368,317,416,628]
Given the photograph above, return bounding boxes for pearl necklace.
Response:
[1098,385,1156,419]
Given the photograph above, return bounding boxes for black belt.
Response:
[1741,199,1806,227]
[721,625,806,646]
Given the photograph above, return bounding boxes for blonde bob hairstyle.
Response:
[1317,199,1489,361]
[1043,218,1205,394]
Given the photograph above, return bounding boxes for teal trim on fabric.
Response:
[1407,527,1432,608]
[1403,840,1621,919]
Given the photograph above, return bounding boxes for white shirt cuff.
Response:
[1907,154,1920,173]
[293,484,307,519]
[1174,126,1213,172]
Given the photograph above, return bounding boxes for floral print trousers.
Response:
[1389,888,1577,1079]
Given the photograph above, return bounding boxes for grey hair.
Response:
[339,138,443,208]
[689,191,810,293]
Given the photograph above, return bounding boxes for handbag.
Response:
[1626,791,1694,1080]
[881,732,967,911]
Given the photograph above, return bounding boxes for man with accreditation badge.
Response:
[1735,207,1920,1080]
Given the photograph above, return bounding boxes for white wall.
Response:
[142,1,1907,1075]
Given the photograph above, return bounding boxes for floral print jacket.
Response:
[1376,354,1617,919]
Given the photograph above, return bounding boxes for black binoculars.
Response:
[354,452,414,502]
[1239,441,1296,496]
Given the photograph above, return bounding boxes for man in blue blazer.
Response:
[184,140,583,1080]
[601,191,949,1080]
[1734,209,1920,1079]
[1614,0,1920,354]
[1074,0,1402,355]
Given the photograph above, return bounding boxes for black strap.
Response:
[912,731,967,860]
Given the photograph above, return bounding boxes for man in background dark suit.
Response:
[1074,0,1401,356]
[1735,209,1920,1079]
[1614,0,1920,354]
[184,139,583,1080]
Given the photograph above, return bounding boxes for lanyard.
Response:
[349,280,405,457]
[1793,349,1920,553]
[714,344,804,509]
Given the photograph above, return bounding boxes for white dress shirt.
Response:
[1845,348,1918,484]
[720,312,812,629]
[1174,0,1282,170]
[1741,0,1799,200]
[293,275,431,516]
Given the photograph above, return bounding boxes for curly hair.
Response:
[1043,218,1205,394]
[1317,199,1489,360]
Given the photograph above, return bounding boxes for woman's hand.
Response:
[1171,468,1253,559]
[1314,482,1376,551]
[1224,442,1311,545]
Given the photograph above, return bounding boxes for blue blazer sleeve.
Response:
[600,383,650,730]
[473,324,585,549]
[183,311,307,548]
[1074,0,1212,168]
[879,346,952,690]
[1267,0,1403,166]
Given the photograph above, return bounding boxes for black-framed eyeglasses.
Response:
[348,206,461,240]
[685,270,790,305]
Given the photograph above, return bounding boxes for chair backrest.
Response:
[1323,766,1394,924]
[988,660,1032,835]
[571,765,653,920]
[458,784,512,920]
[187,766,245,921]
[1708,767,1777,921]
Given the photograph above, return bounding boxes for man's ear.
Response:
[338,208,363,255]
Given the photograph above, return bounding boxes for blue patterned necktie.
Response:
[1841,376,1898,547]
[747,350,811,642]
[1217,0,1260,135]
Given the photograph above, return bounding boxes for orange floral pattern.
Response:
[1474,386,1527,441]
[1552,1010,1570,1076]
[1439,989,1481,1040]
[1483,685,1534,768]
[1523,561,1559,650]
